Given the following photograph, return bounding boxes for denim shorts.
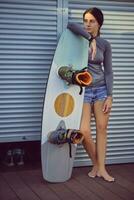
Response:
[84,85,107,104]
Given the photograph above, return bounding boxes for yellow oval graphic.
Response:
[54,93,74,117]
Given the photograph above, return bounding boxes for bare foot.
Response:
[88,166,98,178]
[97,169,115,182]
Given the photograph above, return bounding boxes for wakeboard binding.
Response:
[58,66,92,94]
[48,120,84,157]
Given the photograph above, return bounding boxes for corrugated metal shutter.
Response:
[68,0,134,166]
[1,0,134,165]
[0,0,57,142]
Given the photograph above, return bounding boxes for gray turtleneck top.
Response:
[67,23,113,96]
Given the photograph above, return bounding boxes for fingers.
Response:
[102,97,113,114]
[103,104,111,114]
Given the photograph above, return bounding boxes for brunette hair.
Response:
[83,7,104,36]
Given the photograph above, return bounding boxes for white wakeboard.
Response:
[41,29,88,182]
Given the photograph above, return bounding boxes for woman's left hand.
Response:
[103,97,113,114]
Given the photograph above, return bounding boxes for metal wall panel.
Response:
[0,0,57,142]
[0,0,134,165]
[68,0,134,166]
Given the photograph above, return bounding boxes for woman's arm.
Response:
[103,41,113,97]
[67,22,92,41]
[67,22,96,60]
[102,41,113,113]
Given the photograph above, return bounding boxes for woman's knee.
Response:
[96,123,107,133]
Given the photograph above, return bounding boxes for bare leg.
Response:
[94,100,114,182]
[80,103,98,177]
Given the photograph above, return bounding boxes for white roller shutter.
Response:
[0,0,58,142]
[68,0,134,165]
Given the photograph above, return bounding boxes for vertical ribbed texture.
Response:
[0,0,57,142]
[68,0,134,166]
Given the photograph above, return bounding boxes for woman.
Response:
[68,7,114,182]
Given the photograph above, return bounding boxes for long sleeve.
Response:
[67,22,91,41]
[103,41,113,96]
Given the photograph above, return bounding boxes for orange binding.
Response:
[75,71,93,86]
